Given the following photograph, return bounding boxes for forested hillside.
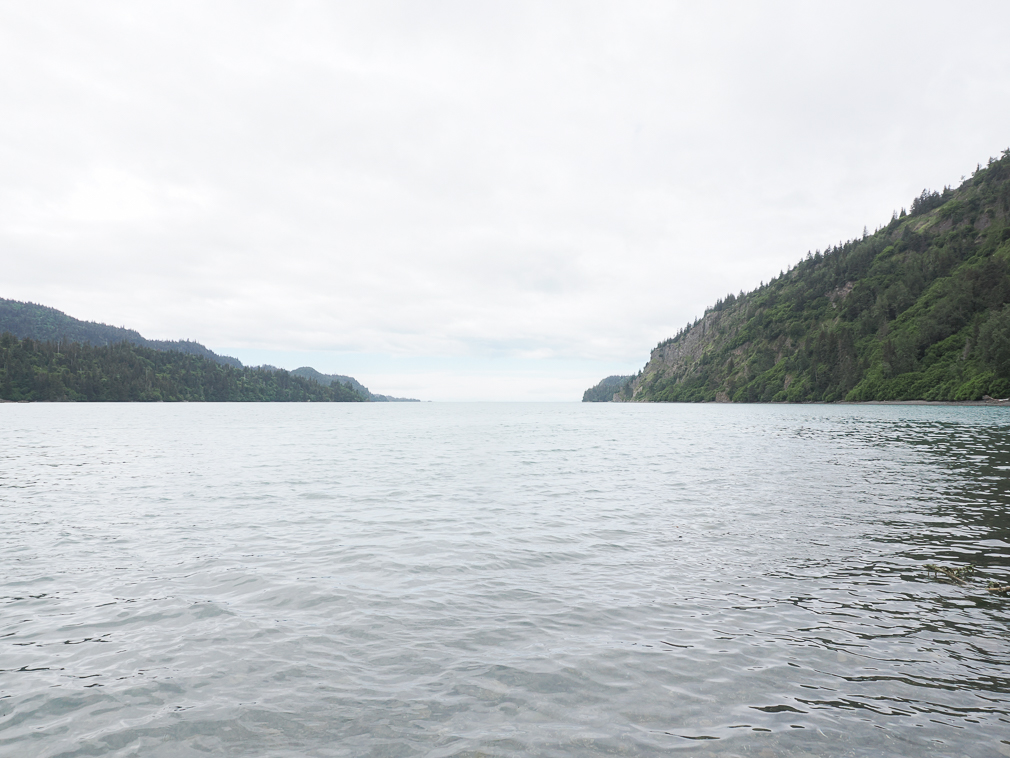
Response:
[599,150,1010,403]
[291,366,419,402]
[0,298,242,367]
[0,298,413,401]
[582,375,633,402]
[0,335,364,402]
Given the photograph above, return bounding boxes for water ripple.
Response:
[1,403,1009,757]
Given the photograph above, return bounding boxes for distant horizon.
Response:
[3,2,1009,399]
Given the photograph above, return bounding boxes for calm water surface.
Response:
[1,403,1009,757]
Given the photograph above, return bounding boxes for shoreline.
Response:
[839,399,1010,406]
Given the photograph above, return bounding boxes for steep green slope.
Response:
[0,298,242,367]
[582,375,633,402]
[613,151,1010,403]
[0,335,364,402]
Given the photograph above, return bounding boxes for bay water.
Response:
[2,403,1009,757]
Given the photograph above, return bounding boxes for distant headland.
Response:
[0,298,418,402]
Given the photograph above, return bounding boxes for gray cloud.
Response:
[2,1,1009,399]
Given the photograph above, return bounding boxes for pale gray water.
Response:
[1,403,1009,758]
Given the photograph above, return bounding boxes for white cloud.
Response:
[2,1,1009,399]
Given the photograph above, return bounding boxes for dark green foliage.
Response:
[0,335,365,402]
[0,298,242,367]
[290,366,420,402]
[292,366,372,396]
[910,187,953,217]
[582,375,632,402]
[630,150,1010,403]
[980,304,1010,377]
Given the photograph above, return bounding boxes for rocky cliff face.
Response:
[616,309,739,401]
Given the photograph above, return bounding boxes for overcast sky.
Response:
[2,2,1009,400]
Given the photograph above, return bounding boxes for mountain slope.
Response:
[0,336,364,402]
[0,298,242,367]
[290,367,419,402]
[603,150,1010,403]
[0,298,417,400]
[582,375,633,402]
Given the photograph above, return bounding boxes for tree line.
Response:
[0,335,365,402]
[627,150,1010,403]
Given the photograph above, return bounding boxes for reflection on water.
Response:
[1,403,1009,757]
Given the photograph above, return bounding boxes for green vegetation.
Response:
[0,335,364,402]
[0,298,242,367]
[607,150,1010,403]
[291,366,419,402]
[582,375,632,402]
[0,298,411,401]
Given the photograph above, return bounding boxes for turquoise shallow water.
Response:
[1,402,1009,757]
